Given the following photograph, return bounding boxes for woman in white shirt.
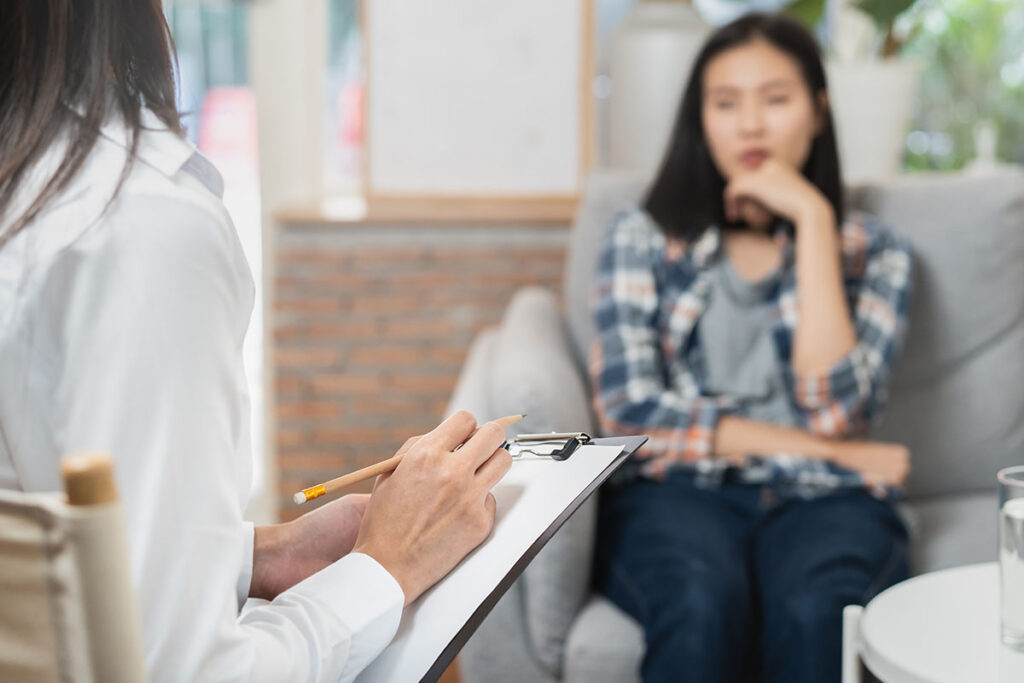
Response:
[0,2,511,681]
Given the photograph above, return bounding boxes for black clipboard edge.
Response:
[422,435,648,682]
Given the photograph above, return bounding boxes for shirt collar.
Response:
[690,226,721,269]
[96,107,223,199]
[97,108,195,180]
[689,221,795,271]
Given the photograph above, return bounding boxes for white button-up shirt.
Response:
[0,110,403,681]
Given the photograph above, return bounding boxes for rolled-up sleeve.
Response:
[590,212,727,464]
[784,222,914,437]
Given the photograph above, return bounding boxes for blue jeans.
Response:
[593,470,908,683]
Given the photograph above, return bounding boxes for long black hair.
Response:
[0,0,181,247]
[643,12,843,240]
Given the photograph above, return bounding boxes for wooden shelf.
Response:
[275,194,578,226]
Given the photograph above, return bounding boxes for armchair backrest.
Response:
[564,170,648,368]
[853,169,1024,499]
[564,167,1024,499]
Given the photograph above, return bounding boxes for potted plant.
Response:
[827,0,922,183]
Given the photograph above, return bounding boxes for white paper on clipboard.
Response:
[355,443,627,683]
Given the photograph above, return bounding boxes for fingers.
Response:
[725,194,772,227]
[725,196,738,223]
[723,168,778,226]
[456,420,509,469]
[722,174,744,200]
[723,180,756,222]
[395,435,424,457]
[418,410,477,454]
[343,493,371,507]
[474,447,513,491]
[723,185,743,223]
[464,492,498,547]
[371,469,393,492]
[483,493,497,529]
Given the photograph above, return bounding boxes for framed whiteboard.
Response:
[364,0,592,200]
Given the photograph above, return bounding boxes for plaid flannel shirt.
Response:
[590,209,914,497]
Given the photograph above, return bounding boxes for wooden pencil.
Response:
[293,414,525,504]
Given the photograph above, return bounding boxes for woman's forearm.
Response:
[713,415,911,486]
[791,201,857,375]
[713,415,833,461]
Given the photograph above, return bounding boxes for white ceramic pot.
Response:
[826,59,920,184]
[609,1,711,174]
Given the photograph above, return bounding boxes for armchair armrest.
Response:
[489,286,594,436]
[446,327,499,423]
[452,286,599,677]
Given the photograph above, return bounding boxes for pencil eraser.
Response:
[292,492,306,505]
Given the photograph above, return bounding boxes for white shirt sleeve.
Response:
[237,521,255,611]
[48,189,403,682]
[242,553,404,683]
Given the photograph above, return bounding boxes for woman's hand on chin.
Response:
[723,159,833,230]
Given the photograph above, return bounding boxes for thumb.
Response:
[396,435,423,457]
[372,470,393,492]
[481,492,498,540]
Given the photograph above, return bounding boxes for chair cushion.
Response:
[563,595,644,683]
[856,168,1024,497]
[903,492,1000,574]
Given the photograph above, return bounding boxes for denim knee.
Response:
[639,566,753,682]
[779,587,844,640]
[646,561,751,644]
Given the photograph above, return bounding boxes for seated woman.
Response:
[590,12,914,683]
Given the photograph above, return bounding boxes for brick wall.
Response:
[273,222,570,520]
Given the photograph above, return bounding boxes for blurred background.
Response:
[161,0,1023,528]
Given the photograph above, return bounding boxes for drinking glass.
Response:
[999,465,1024,650]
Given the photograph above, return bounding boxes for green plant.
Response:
[855,0,919,56]
[784,0,828,28]
[901,0,1024,169]
[707,0,828,32]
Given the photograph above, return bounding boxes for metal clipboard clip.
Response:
[506,432,592,461]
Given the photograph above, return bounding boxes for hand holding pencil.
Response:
[294,413,524,504]
[350,410,515,605]
[250,412,518,603]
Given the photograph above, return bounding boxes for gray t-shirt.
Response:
[697,254,796,427]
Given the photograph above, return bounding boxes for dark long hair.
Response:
[0,0,182,247]
[644,12,843,240]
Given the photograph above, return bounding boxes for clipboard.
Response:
[355,435,646,683]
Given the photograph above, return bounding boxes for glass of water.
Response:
[999,465,1024,650]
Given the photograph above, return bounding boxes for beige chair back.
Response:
[0,453,146,682]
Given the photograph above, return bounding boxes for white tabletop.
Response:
[860,562,1024,683]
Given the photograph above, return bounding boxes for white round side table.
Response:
[844,562,1024,682]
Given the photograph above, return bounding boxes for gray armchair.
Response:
[446,168,1024,683]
